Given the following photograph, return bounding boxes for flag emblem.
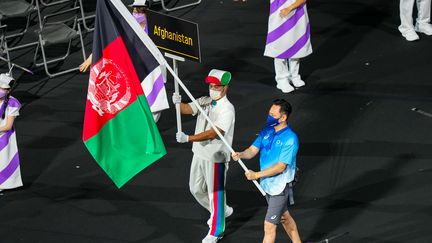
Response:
[88,58,132,116]
[83,0,168,188]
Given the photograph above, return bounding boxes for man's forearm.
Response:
[256,162,287,179]
[189,129,223,142]
[180,103,193,115]
[240,148,257,160]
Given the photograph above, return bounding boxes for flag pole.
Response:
[109,0,265,196]
[173,61,182,133]
[164,53,184,134]
[164,63,266,196]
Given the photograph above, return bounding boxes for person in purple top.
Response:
[265,0,312,93]
[79,0,150,72]
[0,73,23,192]
[79,0,169,122]
[131,0,149,34]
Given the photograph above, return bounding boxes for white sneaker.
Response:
[415,23,432,35]
[400,29,420,41]
[276,80,295,93]
[202,234,222,243]
[291,79,305,88]
[207,206,234,225]
[225,205,233,218]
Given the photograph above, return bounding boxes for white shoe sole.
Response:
[405,35,420,41]
[276,84,294,93]
[401,31,420,41]
[202,235,223,243]
[207,206,233,226]
[225,206,233,218]
[291,81,305,88]
[415,26,432,36]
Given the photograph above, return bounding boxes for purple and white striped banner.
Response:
[0,128,22,189]
[141,66,169,113]
[264,1,312,59]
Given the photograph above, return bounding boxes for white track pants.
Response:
[400,0,431,32]
[189,155,228,237]
[274,58,301,83]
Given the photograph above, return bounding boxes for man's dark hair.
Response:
[272,99,292,117]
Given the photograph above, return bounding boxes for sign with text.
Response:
[147,10,201,62]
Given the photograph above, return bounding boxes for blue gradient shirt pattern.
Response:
[252,125,299,195]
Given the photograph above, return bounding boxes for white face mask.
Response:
[209,89,221,100]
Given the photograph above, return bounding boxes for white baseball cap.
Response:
[130,0,148,7]
[205,69,231,86]
[0,73,13,89]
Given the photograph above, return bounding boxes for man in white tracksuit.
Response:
[399,0,432,41]
[173,69,235,243]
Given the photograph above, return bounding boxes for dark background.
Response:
[0,0,431,242]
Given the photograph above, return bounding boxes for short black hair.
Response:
[272,99,292,117]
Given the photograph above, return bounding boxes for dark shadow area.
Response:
[305,153,415,241]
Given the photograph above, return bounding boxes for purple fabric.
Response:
[270,0,289,15]
[0,152,19,185]
[133,13,148,34]
[277,23,310,59]
[0,96,21,118]
[0,129,13,152]
[133,13,146,24]
[146,72,165,107]
[0,90,7,99]
[7,97,21,108]
[266,5,305,45]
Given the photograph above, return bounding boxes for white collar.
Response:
[213,95,228,106]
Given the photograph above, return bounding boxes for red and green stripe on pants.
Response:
[210,162,225,237]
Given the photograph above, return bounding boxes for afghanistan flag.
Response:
[83,0,167,188]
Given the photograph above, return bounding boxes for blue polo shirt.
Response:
[252,125,299,195]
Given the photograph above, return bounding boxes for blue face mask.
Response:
[266,115,280,127]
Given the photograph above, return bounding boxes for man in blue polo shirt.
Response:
[232,99,301,243]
